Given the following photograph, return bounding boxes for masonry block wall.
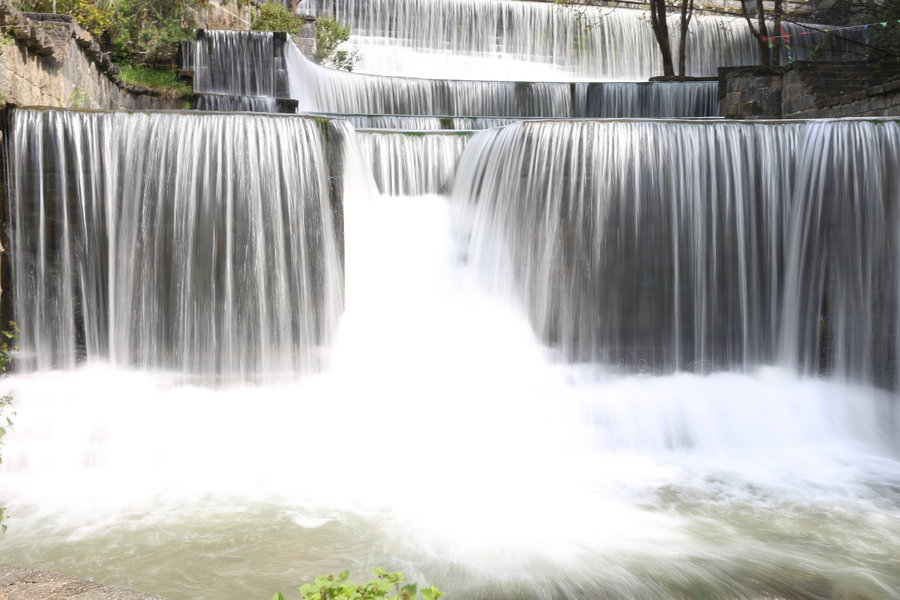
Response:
[0,0,184,109]
[720,61,900,119]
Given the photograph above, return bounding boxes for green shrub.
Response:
[273,568,443,600]
[314,15,359,71]
[11,0,114,39]
[107,0,200,67]
[251,2,302,35]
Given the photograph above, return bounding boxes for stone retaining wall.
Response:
[0,0,184,109]
[719,61,900,118]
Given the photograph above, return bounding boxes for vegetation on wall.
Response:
[251,2,302,35]
[106,0,199,67]
[118,62,192,95]
[12,0,201,68]
[314,15,359,71]
[13,0,114,39]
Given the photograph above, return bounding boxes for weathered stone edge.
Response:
[0,564,173,600]
[0,0,180,100]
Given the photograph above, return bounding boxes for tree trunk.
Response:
[772,0,783,66]
[677,0,694,77]
[740,0,770,67]
[649,0,675,77]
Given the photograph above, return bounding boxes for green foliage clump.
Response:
[273,568,443,600]
[12,0,199,70]
[314,15,359,72]
[118,62,192,95]
[251,2,302,35]
[0,322,19,534]
[107,0,200,67]
[12,0,114,39]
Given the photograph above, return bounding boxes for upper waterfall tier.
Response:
[299,0,857,81]
[189,32,720,118]
[283,38,720,118]
[454,118,900,388]
[6,109,345,384]
[193,30,291,97]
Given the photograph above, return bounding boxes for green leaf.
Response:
[271,592,285,600]
[422,586,443,600]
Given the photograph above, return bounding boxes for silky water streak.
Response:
[5,108,344,383]
[2,113,900,600]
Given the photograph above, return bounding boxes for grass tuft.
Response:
[118,63,192,96]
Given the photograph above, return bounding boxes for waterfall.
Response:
[453,118,900,389]
[356,130,472,195]
[3,0,900,593]
[287,43,718,117]
[299,0,849,80]
[780,122,900,389]
[6,109,344,383]
[193,30,290,97]
[307,114,534,131]
[585,82,719,118]
[195,93,279,113]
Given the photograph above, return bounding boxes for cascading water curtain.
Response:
[780,121,900,389]
[193,30,289,98]
[194,94,279,113]
[287,43,718,118]
[299,0,848,80]
[355,130,472,195]
[454,119,900,388]
[6,109,344,384]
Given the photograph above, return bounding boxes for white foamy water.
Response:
[2,177,900,599]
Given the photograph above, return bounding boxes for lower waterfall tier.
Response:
[455,119,900,388]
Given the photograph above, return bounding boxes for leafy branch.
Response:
[273,568,443,600]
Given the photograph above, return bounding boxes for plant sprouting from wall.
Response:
[314,15,359,72]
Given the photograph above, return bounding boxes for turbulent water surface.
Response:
[1,2,899,598]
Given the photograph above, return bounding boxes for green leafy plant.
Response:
[314,15,359,72]
[0,322,19,534]
[1,27,15,49]
[107,0,201,68]
[273,567,443,600]
[251,2,302,35]
[11,0,114,39]
[64,87,88,108]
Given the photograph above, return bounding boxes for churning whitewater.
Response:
[0,0,898,597]
[1,109,899,600]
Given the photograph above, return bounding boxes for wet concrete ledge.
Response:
[0,564,171,600]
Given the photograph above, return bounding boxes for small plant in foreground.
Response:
[272,567,443,600]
